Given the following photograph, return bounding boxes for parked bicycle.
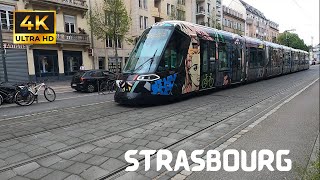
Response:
[98,80,116,95]
[0,82,20,106]
[15,81,56,106]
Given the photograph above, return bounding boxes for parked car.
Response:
[71,70,115,92]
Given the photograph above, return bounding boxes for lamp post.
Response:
[284,29,296,47]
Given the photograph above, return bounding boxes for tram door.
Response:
[200,40,216,90]
[231,45,242,83]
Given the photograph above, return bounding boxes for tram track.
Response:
[0,76,317,174]
[103,77,320,180]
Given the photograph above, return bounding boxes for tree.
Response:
[277,32,308,51]
[87,0,131,72]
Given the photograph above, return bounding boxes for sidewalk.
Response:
[185,79,319,179]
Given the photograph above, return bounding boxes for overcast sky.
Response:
[239,0,319,46]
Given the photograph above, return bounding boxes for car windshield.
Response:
[123,27,173,74]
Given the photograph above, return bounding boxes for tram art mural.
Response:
[114,21,310,104]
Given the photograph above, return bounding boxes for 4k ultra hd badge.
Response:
[14,11,56,44]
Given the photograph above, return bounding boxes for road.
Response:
[0,65,318,180]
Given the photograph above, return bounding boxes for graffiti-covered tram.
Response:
[114,21,309,104]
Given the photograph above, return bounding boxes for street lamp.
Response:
[284,29,296,47]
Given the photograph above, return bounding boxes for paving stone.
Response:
[64,174,84,180]
[0,140,19,148]
[90,147,110,155]
[57,149,80,159]
[85,155,109,166]
[0,170,16,180]
[80,166,109,179]
[9,176,31,180]
[49,160,75,170]
[103,149,124,158]
[177,129,194,135]
[158,137,177,145]
[114,172,150,180]
[100,158,126,172]
[24,167,53,179]
[37,155,62,167]
[5,153,29,164]
[168,133,185,140]
[92,139,111,147]
[70,153,93,162]
[132,139,150,146]
[118,144,138,151]
[144,135,161,141]
[157,175,171,180]
[106,135,124,142]
[172,174,186,180]
[0,150,20,159]
[27,147,50,157]
[47,143,67,151]
[155,131,170,137]
[144,170,160,178]
[13,162,40,176]
[146,141,165,149]
[0,159,7,167]
[65,162,91,174]
[75,144,96,153]
[41,170,70,180]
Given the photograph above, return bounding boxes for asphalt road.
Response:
[0,65,318,180]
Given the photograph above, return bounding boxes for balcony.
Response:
[151,7,165,19]
[24,0,88,12]
[246,18,253,25]
[196,7,205,16]
[56,32,90,45]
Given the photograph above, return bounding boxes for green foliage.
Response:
[87,0,131,42]
[294,154,320,180]
[277,32,309,51]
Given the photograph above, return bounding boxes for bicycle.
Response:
[99,80,116,95]
[15,82,56,106]
[0,82,20,106]
[201,73,214,89]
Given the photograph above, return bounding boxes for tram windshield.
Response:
[123,27,173,74]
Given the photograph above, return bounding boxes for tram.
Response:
[114,21,309,104]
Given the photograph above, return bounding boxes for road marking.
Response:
[171,78,319,180]
[0,99,115,122]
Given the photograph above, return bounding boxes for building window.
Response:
[64,15,76,33]
[116,37,122,48]
[167,3,171,16]
[143,0,147,9]
[139,16,143,29]
[177,10,185,21]
[106,35,113,47]
[0,5,14,31]
[139,0,142,8]
[63,51,83,76]
[144,17,148,29]
[98,57,105,69]
[207,3,210,13]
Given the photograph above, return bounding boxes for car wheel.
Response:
[87,84,95,93]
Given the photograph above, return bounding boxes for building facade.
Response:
[266,20,279,43]
[239,0,279,41]
[222,5,245,35]
[0,0,91,82]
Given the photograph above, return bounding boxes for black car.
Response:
[71,70,115,92]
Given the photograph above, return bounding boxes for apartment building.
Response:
[222,5,245,35]
[0,0,91,82]
[239,0,279,41]
[266,20,279,43]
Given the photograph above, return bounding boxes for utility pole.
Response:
[0,25,8,82]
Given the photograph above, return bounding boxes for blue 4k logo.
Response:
[151,74,177,95]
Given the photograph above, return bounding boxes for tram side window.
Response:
[158,30,190,71]
[249,47,257,68]
[201,41,208,73]
[209,41,216,72]
[231,46,241,69]
[285,52,290,65]
[257,50,264,67]
[219,44,229,70]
